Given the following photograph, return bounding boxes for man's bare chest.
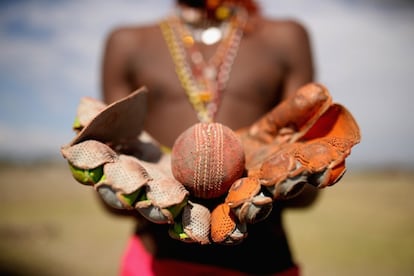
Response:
[129,36,286,108]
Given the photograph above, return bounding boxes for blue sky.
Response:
[0,0,413,169]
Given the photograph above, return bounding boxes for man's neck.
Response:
[176,3,236,27]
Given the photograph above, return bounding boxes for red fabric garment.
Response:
[120,235,300,276]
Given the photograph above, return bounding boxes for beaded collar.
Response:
[160,7,248,122]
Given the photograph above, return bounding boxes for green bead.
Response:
[169,222,189,240]
[72,116,82,130]
[68,163,104,185]
[120,190,141,207]
[168,196,188,219]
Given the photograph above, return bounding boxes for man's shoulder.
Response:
[105,23,159,45]
[254,17,310,48]
[259,17,309,36]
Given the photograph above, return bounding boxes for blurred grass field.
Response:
[0,161,413,276]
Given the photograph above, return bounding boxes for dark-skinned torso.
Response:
[101,14,315,274]
[102,16,313,148]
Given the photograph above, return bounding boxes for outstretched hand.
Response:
[61,83,361,245]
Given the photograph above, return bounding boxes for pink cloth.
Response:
[120,236,300,276]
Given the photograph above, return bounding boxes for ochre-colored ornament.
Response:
[171,122,245,199]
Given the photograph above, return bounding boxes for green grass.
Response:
[0,162,135,275]
[285,170,414,276]
[0,162,413,275]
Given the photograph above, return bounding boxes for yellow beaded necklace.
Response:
[160,7,247,123]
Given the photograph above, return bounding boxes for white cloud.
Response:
[260,0,414,167]
[0,1,175,161]
[1,0,414,167]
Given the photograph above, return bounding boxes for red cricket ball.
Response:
[171,122,246,199]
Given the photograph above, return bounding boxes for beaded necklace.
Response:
[160,8,247,122]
